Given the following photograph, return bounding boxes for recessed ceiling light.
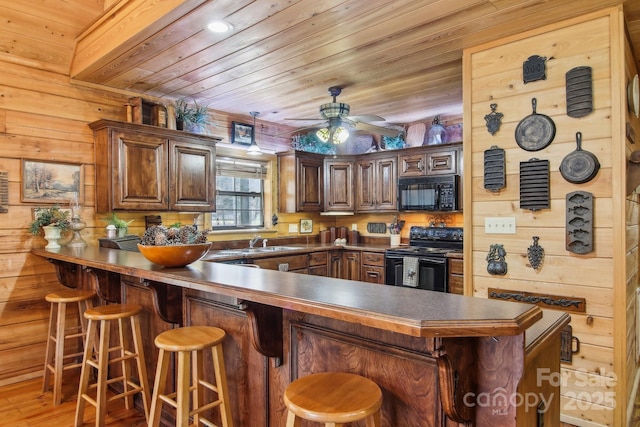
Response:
[207,21,232,33]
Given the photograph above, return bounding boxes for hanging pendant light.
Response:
[247,111,262,155]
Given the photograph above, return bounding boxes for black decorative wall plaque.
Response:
[523,55,547,83]
[483,146,505,192]
[484,103,503,135]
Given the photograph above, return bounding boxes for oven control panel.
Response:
[409,226,463,242]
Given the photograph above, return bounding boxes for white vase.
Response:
[390,234,401,247]
[42,225,62,249]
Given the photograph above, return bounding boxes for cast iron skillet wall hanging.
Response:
[559,132,600,184]
[515,98,556,151]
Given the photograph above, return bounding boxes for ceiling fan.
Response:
[285,86,404,144]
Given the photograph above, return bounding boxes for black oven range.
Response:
[384,226,463,292]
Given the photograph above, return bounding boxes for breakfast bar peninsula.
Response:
[32,246,569,427]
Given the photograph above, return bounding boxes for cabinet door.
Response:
[426,149,457,175]
[297,155,323,212]
[113,131,168,210]
[324,159,354,211]
[361,265,385,284]
[342,251,361,281]
[375,156,397,211]
[355,160,376,211]
[399,153,427,177]
[169,140,216,211]
[329,251,343,278]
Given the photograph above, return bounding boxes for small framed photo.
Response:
[300,219,313,234]
[231,121,254,145]
[21,159,84,204]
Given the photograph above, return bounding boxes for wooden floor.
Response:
[0,374,147,427]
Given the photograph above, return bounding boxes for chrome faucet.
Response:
[249,235,262,248]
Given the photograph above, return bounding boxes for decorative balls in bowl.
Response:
[137,225,211,267]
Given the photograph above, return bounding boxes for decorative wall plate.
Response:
[628,74,639,118]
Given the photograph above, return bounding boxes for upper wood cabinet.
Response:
[324,158,355,212]
[399,145,460,177]
[90,120,218,213]
[356,153,398,212]
[278,151,324,213]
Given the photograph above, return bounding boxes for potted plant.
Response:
[102,212,134,237]
[173,98,209,132]
[29,206,71,249]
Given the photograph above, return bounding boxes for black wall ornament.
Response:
[483,146,506,192]
[523,55,547,83]
[486,244,507,276]
[527,236,544,270]
[484,103,503,135]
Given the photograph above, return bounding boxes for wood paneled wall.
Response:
[463,7,637,426]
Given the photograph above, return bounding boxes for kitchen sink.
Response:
[210,246,300,256]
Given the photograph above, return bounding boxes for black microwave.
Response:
[397,175,460,212]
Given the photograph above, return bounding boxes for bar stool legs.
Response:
[284,372,382,427]
[74,303,150,427]
[42,289,95,406]
[149,325,233,427]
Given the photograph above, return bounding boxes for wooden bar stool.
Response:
[284,372,382,427]
[75,303,151,427]
[42,289,95,406]
[148,325,233,427]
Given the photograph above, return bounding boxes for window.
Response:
[211,157,267,229]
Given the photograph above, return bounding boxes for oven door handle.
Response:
[418,257,447,264]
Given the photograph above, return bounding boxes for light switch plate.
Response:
[485,217,516,234]
[289,224,298,233]
[352,223,358,231]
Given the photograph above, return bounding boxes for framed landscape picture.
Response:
[21,159,84,204]
[231,121,254,145]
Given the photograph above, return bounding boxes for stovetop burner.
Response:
[386,226,463,257]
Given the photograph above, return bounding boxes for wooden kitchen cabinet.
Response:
[448,256,464,295]
[90,120,218,213]
[328,250,343,278]
[308,251,328,276]
[361,251,385,284]
[252,254,308,273]
[324,158,355,212]
[342,250,361,281]
[355,153,397,212]
[399,144,461,177]
[278,151,324,213]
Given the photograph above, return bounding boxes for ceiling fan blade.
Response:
[347,114,385,122]
[352,121,403,137]
[273,124,323,137]
[283,118,324,121]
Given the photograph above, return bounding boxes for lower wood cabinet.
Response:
[448,256,463,295]
[361,251,385,284]
[308,251,328,276]
[329,250,343,278]
[342,250,361,281]
[252,254,308,273]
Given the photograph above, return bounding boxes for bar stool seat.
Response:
[42,289,95,406]
[284,372,382,427]
[75,303,150,427]
[149,325,233,427]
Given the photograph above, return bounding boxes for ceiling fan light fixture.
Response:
[319,102,350,119]
[316,126,349,144]
[247,111,262,155]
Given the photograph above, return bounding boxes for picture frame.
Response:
[231,121,254,145]
[21,159,84,204]
[300,219,313,234]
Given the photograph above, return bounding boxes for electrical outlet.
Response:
[352,223,358,231]
[289,224,298,233]
[485,217,516,234]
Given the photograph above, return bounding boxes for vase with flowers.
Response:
[388,215,405,246]
[29,206,71,249]
[102,212,134,237]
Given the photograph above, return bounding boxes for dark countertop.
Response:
[32,246,550,339]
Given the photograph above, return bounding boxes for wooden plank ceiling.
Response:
[3,0,640,131]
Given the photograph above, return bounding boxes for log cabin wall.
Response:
[463,7,637,426]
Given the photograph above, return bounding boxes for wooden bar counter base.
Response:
[33,246,570,427]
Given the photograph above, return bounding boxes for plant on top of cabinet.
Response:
[173,98,210,132]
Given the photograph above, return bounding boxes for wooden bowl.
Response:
[137,243,212,267]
